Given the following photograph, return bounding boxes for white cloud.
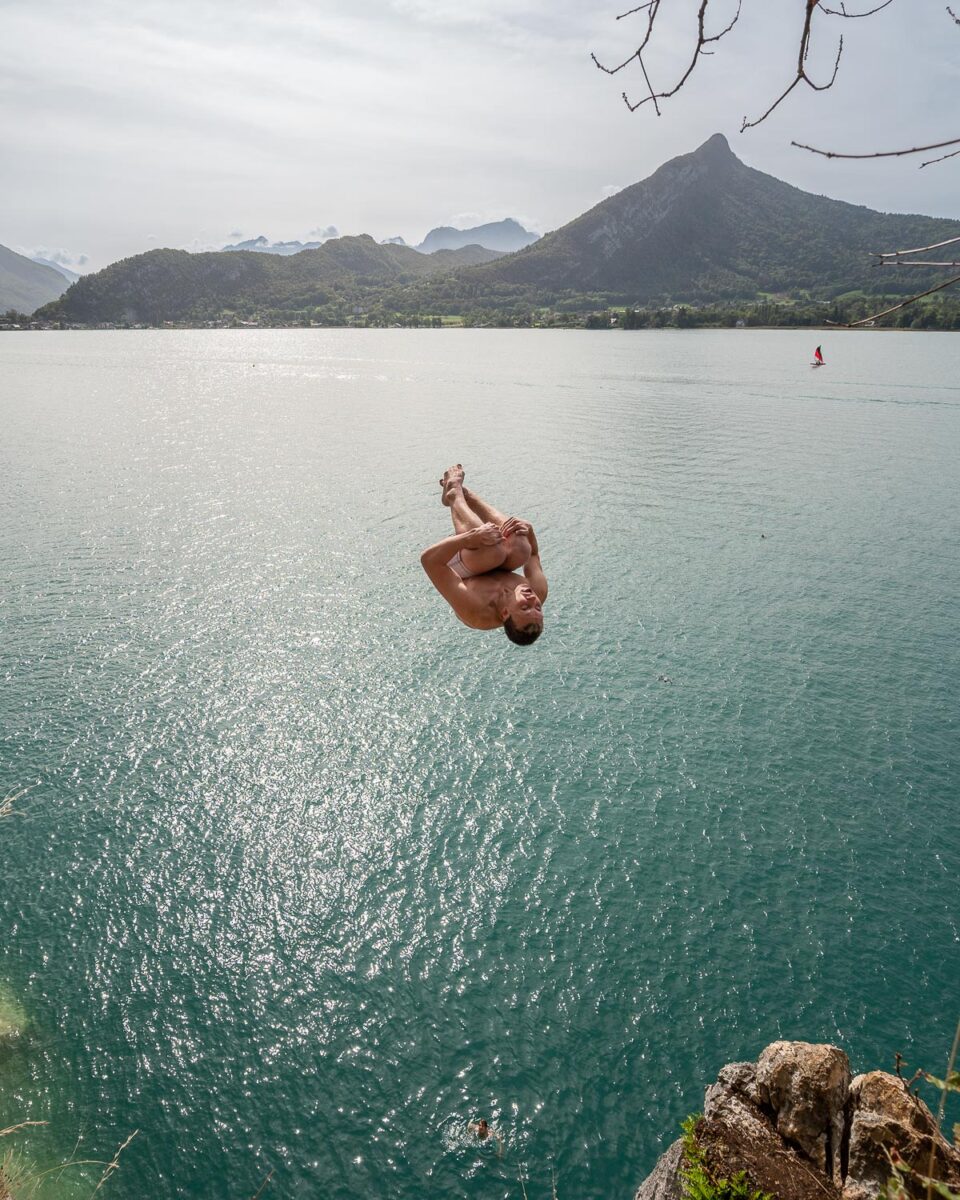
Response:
[21,245,89,271]
[1,0,956,269]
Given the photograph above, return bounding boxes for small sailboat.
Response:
[811,345,825,367]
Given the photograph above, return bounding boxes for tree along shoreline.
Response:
[5,292,960,333]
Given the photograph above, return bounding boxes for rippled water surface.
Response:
[1,329,959,1199]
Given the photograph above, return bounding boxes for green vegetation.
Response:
[1,792,137,1200]
[680,1115,771,1200]
[21,291,960,332]
[0,987,29,1046]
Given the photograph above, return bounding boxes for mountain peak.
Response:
[693,132,734,162]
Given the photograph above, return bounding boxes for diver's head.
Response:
[501,584,543,645]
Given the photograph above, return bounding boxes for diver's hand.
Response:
[467,522,503,549]
[500,517,530,540]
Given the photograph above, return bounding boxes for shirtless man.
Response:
[420,466,547,645]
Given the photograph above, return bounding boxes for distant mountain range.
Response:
[0,244,70,312]
[221,234,337,256]
[33,136,960,324]
[416,219,539,254]
[30,256,80,284]
[220,219,539,257]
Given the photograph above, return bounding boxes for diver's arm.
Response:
[420,527,500,614]
[419,523,502,573]
[521,526,548,602]
[420,531,476,574]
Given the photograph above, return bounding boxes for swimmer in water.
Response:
[468,1118,504,1154]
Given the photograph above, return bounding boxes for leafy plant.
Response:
[680,1115,771,1200]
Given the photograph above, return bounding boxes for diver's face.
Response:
[506,585,543,632]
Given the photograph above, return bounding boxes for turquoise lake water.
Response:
[1,329,958,1199]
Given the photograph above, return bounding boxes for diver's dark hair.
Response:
[503,617,542,646]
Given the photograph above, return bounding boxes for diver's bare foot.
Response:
[440,464,464,506]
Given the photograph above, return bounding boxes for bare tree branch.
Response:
[876,235,960,258]
[742,3,844,132]
[591,0,743,114]
[597,0,958,165]
[827,272,960,326]
[591,0,660,77]
[792,135,960,161]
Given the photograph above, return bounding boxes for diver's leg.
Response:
[462,486,508,527]
[440,466,507,574]
[441,466,481,534]
[462,486,530,570]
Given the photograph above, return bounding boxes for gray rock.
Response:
[843,1071,960,1200]
[756,1040,851,1185]
[630,1042,960,1200]
[634,1138,684,1200]
[704,1061,770,1143]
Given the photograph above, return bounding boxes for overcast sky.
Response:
[3,0,958,271]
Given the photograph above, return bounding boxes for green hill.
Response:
[0,243,69,312]
[38,238,502,325]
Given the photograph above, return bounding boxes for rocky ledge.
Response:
[635,1041,960,1200]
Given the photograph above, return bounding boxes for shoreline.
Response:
[2,323,957,333]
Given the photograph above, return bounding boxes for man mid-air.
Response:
[420,466,547,645]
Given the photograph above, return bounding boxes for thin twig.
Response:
[616,1,654,19]
[921,145,960,167]
[0,1121,48,1138]
[250,1168,274,1200]
[91,1129,139,1196]
[819,1,894,15]
[55,1127,87,1186]
[638,52,660,116]
[0,784,34,820]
